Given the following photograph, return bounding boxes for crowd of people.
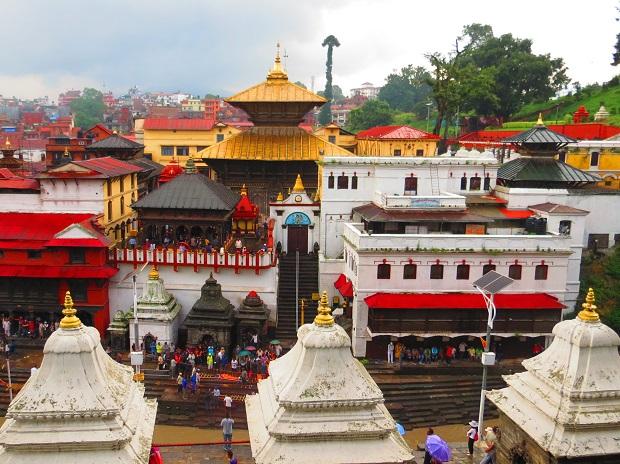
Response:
[387,340,499,365]
[1,315,58,340]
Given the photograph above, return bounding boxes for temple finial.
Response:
[148,266,159,280]
[578,287,600,322]
[60,291,81,329]
[292,174,305,192]
[314,291,334,327]
[267,42,287,80]
[276,192,284,201]
[185,156,197,174]
[536,113,544,126]
[240,184,247,196]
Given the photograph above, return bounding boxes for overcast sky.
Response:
[0,0,617,101]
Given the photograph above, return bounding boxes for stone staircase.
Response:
[276,252,319,340]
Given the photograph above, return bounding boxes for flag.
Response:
[480,337,487,349]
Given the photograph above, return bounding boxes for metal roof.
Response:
[352,203,493,223]
[87,134,143,150]
[498,158,601,183]
[501,125,576,145]
[133,173,240,211]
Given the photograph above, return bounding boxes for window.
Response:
[430,264,444,279]
[196,145,208,152]
[535,264,548,280]
[403,264,417,279]
[508,264,522,280]
[176,146,189,156]
[559,220,571,235]
[469,176,481,191]
[27,250,42,259]
[416,149,424,157]
[106,180,112,196]
[460,175,467,190]
[120,196,125,215]
[119,177,124,192]
[456,264,470,280]
[131,174,135,189]
[328,173,335,189]
[69,248,86,264]
[393,149,402,156]
[161,146,174,156]
[337,174,348,189]
[328,135,336,144]
[558,150,567,163]
[216,134,224,142]
[404,176,417,195]
[377,263,391,279]
[351,173,358,189]
[482,264,496,275]
[69,280,88,302]
[590,151,599,167]
[107,201,112,220]
[483,175,491,191]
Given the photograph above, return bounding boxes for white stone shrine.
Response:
[129,266,181,346]
[487,288,620,463]
[245,291,414,464]
[0,292,157,464]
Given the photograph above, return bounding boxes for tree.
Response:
[378,65,432,115]
[70,88,106,129]
[613,3,620,65]
[348,99,393,132]
[332,85,345,102]
[318,35,341,125]
[294,81,307,89]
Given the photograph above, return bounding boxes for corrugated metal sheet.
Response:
[352,203,492,223]
[498,158,601,183]
[133,173,240,211]
[501,125,576,144]
[226,79,325,104]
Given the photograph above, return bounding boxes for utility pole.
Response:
[295,251,299,329]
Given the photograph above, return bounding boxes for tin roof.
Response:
[498,157,601,183]
[87,134,143,150]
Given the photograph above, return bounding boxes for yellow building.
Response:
[313,123,356,153]
[141,119,241,166]
[39,157,142,244]
[354,125,439,157]
[561,141,620,189]
[181,98,205,112]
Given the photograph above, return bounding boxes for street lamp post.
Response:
[472,271,514,442]
[120,261,149,381]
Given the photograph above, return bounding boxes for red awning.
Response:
[365,292,564,310]
[498,208,533,219]
[334,273,354,298]
[0,265,118,279]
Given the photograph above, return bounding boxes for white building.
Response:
[350,82,381,100]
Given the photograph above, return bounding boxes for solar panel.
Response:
[473,270,514,294]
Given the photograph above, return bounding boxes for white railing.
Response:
[373,191,467,210]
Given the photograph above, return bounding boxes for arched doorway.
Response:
[176,225,188,242]
[190,226,203,239]
[285,212,311,254]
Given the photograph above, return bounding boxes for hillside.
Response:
[512,79,620,125]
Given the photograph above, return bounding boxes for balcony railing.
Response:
[110,247,276,274]
[373,191,466,210]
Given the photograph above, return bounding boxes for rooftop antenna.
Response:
[283,48,289,70]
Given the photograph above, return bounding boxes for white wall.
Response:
[0,193,42,211]
[40,178,103,213]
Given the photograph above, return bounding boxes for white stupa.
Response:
[487,288,620,460]
[245,291,414,464]
[0,292,157,463]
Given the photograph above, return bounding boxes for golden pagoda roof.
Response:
[226,48,326,105]
[197,126,353,161]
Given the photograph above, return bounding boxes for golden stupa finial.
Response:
[267,42,288,80]
[4,137,10,148]
[63,146,70,157]
[185,156,197,174]
[60,291,81,329]
[314,291,334,327]
[292,174,305,192]
[536,113,544,126]
[578,287,600,322]
[240,184,247,196]
[313,187,321,202]
[148,266,159,280]
[276,191,284,201]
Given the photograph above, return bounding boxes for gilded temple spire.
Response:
[536,112,544,126]
[314,291,334,327]
[148,266,159,280]
[578,287,600,322]
[292,174,305,192]
[267,42,288,80]
[60,291,81,329]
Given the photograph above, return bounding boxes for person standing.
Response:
[176,373,183,394]
[466,420,478,456]
[387,341,394,364]
[221,415,234,451]
[479,427,497,464]
[224,394,233,415]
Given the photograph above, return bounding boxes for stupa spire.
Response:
[267,42,288,80]
[536,112,544,126]
[578,287,600,322]
[148,265,159,280]
[185,156,197,174]
[314,291,334,327]
[292,173,305,192]
[60,291,81,329]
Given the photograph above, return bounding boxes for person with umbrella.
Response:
[423,428,451,464]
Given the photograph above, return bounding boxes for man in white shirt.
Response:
[224,394,233,415]
[387,341,394,363]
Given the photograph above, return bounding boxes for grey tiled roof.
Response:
[88,134,144,150]
[498,157,601,183]
[133,173,240,211]
[501,125,576,144]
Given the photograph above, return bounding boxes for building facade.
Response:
[355,126,439,157]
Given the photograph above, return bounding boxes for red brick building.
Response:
[0,213,118,336]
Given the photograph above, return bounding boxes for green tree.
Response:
[294,80,307,89]
[378,65,432,115]
[318,35,341,125]
[332,85,345,102]
[70,88,105,129]
[348,99,394,132]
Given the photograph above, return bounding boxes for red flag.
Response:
[480,337,488,349]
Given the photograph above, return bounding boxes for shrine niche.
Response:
[232,184,259,236]
[234,290,269,346]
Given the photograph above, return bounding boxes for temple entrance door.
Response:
[287,226,308,254]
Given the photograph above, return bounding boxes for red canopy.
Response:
[0,265,118,279]
[334,273,354,298]
[365,292,564,310]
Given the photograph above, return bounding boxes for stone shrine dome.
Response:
[245,291,413,464]
[0,292,157,463]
